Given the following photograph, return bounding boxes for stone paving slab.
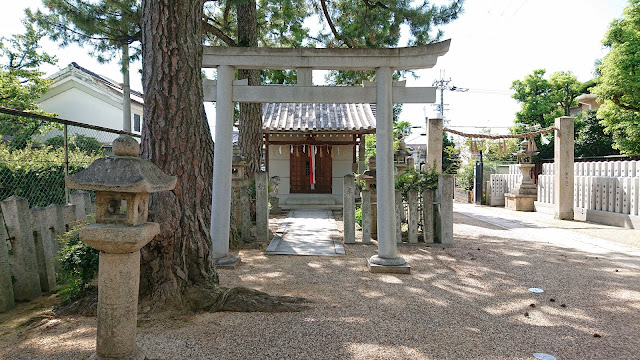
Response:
[265,209,345,256]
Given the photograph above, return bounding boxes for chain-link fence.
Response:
[0,107,140,207]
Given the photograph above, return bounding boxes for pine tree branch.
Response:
[320,0,352,48]
[50,22,117,42]
[201,18,237,46]
[363,0,389,10]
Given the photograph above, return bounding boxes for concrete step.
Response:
[280,204,343,210]
[280,194,341,206]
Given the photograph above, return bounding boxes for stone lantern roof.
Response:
[358,156,377,180]
[66,135,177,193]
[395,138,411,157]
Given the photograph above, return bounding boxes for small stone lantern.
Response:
[66,135,176,360]
[358,156,378,237]
[504,139,539,211]
[231,144,246,190]
[394,137,411,174]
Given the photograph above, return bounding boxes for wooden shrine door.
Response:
[290,147,332,193]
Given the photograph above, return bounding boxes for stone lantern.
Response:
[358,156,378,238]
[66,135,176,360]
[505,139,539,211]
[394,137,411,174]
[231,144,246,190]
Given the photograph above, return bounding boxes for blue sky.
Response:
[0,0,630,142]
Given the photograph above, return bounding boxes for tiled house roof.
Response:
[262,103,376,133]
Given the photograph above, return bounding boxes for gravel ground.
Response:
[1,207,639,360]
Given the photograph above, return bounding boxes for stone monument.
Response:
[66,135,176,360]
[505,139,538,211]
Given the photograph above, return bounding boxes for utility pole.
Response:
[432,70,468,121]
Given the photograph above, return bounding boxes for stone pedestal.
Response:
[505,194,537,212]
[505,163,537,212]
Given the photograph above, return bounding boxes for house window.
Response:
[134,114,141,132]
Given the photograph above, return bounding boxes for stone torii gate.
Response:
[203,40,451,271]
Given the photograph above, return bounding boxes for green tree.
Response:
[592,0,640,154]
[511,69,583,159]
[0,23,57,148]
[511,69,563,129]
[574,110,619,157]
[442,133,461,174]
[550,71,582,117]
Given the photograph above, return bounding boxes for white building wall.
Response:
[268,145,291,194]
[38,76,144,143]
[332,145,354,196]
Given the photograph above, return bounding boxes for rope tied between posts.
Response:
[443,126,557,140]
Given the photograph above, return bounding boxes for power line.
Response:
[432,70,468,120]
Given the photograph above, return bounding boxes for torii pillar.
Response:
[367,67,410,273]
[210,65,239,267]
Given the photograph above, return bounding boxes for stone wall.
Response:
[0,192,94,313]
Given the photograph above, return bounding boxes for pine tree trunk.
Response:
[137,0,307,312]
[139,0,217,304]
[237,0,263,179]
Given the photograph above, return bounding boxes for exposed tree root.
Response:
[50,284,309,317]
[184,285,310,313]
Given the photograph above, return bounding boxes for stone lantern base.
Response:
[505,163,537,212]
[89,347,146,360]
[504,193,537,212]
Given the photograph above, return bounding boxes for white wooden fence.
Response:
[489,165,522,206]
[488,160,640,228]
[536,161,640,217]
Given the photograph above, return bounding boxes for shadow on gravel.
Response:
[2,211,639,360]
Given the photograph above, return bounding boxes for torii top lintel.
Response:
[202,39,450,71]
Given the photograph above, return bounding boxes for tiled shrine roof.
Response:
[262,103,376,134]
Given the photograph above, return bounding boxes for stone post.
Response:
[395,190,402,244]
[408,189,418,244]
[44,204,64,273]
[70,191,92,221]
[30,208,57,292]
[343,175,356,244]
[426,118,443,172]
[240,186,252,242]
[368,67,408,273]
[436,174,454,246]
[211,65,238,266]
[361,189,372,244]
[66,135,176,360]
[0,196,41,301]
[554,116,574,220]
[255,171,269,243]
[422,190,434,244]
[0,216,14,312]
